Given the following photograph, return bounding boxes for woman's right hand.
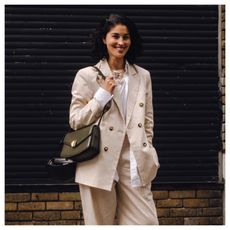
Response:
[98,76,116,95]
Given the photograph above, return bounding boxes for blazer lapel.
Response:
[113,86,125,120]
[126,65,140,126]
[96,59,124,119]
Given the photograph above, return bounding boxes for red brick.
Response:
[169,190,195,198]
[209,199,222,207]
[157,199,182,208]
[31,221,49,225]
[170,208,197,217]
[59,192,81,201]
[61,211,81,219]
[5,221,33,225]
[152,191,168,199]
[209,217,224,225]
[183,199,209,208]
[5,212,32,221]
[184,217,209,225]
[46,201,74,210]
[156,208,170,217]
[159,217,184,225]
[33,211,60,221]
[48,220,80,225]
[18,202,45,211]
[5,193,30,202]
[197,207,222,216]
[32,193,58,201]
[5,203,17,211]
[197,190,222,198]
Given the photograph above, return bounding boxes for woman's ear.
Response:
[103,37,106,45]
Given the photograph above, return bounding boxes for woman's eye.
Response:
[111,34,130,40]
[112,35,120,39]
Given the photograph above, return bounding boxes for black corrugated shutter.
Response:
[5,5,221,187]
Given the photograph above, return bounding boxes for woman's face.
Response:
[103,24,131,61]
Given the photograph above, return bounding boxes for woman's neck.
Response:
[108,58,125,71]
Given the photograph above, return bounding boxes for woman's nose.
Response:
[118,38,125,45]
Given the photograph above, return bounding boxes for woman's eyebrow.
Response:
[111,32,130,36]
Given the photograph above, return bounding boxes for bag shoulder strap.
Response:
[92,65,111,126]
[97,101,111,126]
[92,66,106,80]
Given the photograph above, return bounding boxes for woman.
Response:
[69,13,160,225]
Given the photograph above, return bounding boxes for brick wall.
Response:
[5,188,224,225]
[154,189,223,225]
[5,192,84,225]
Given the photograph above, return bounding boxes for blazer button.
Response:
[104,147,108,152]
[109,126,114,131]
[139,102,144,107]
[138,123,142,128]
[143,142,147,147]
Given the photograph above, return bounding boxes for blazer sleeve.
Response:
[69,68,102,130]
[145,72,154,145]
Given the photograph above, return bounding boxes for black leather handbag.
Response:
[46,66,109,181]
[46,103,109,181]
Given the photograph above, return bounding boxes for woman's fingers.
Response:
[100,76,116,94]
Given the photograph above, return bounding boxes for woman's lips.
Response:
[115,46,126,52]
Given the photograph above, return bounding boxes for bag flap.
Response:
[63,125,94,148]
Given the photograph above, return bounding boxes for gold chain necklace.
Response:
[112,69,125,85]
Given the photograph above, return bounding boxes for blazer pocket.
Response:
[149,146,160,168]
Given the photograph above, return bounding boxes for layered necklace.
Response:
[112,69,125,85]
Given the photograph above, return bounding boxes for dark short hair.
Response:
[91,14,142,64]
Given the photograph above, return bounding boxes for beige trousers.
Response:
[79,136,159,225]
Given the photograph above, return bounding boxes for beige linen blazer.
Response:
[69,59,159,191]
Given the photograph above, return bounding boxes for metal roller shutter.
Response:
[5,5,221,188]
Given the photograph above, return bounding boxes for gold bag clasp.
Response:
[71,140,77,148]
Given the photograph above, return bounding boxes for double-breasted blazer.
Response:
[69,59,159,191]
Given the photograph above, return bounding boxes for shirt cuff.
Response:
[94,87,113,108]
